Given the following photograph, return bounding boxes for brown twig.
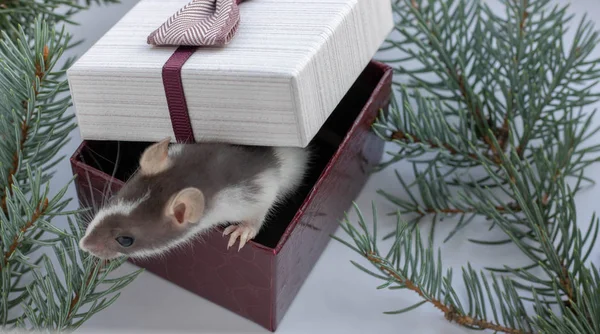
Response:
[0,45,49,213]
[454,69,503,163]
[519,0,529,33]
[520,11,529,33]
[559,264,574,303]
[2,198,49,267]
[391,130,505,166]
[367,254,528,334]
[66,259,107,319]
[391,131,482,161]
[496,115,510,152]
[422,203,521,215]
[560,262,593,325]
[541,193,550,206]
[497,3,527,154]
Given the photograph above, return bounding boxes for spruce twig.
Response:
[0,4,140,331]
[338,0,600,332]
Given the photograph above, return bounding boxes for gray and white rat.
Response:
[79,137,310,260]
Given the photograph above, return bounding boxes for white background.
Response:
[44,0,600,333]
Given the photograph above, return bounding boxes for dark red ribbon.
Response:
[160,0,246,143]
[162,46,198,143]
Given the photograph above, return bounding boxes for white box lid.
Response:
[67,0,393,147]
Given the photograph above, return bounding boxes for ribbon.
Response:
[148,0,244,46]
[149,0,245,142]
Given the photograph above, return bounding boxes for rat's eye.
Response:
[115,236,134,247]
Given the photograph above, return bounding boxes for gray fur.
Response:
[117,143,279,213]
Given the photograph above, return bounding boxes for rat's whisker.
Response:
[101,141,121,201]
[125,166,140,184]
[79,154,100,214]
[85,146,120,166]
[79,146,123,214]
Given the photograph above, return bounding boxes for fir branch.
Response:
[334,205,534,334]
[0,20,76,202]
[366,254,524,334]
[343,0,600,332]
[0,43,50,214]
[0,17,138,330]
[388,0,502,159]
[2,198,49,267]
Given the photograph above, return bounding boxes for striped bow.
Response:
[148,0,245,46]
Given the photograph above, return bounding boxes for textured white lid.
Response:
[67,0,393,147]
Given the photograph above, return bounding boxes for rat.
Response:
[78,137,310,260]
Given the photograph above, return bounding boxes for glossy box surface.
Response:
[70,61,392,331]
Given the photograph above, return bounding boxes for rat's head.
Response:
[79,138,205,260]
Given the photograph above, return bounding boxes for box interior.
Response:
[76,63,384,249]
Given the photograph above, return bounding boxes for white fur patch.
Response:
[273,147,309,196]
[168,144,184,156]
[128,229,206,260]
[85,190,151,233]
[197,186,262,229]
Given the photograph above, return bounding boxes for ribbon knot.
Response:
[148,0,245,46]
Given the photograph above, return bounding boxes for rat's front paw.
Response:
[223,221,259,251]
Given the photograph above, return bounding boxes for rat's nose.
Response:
[79,237,102,252]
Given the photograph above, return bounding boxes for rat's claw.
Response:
[223,225,236,236]
[226,229,241,249]
[238,228,254,251]
[223,222,258,251]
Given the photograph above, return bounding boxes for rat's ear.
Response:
[140,137,172,175]
[167,187,205,225]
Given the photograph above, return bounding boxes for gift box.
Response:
[70,61,392,331]
[66,0,393,147]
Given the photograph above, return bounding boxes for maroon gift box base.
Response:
[70,61,392,331]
